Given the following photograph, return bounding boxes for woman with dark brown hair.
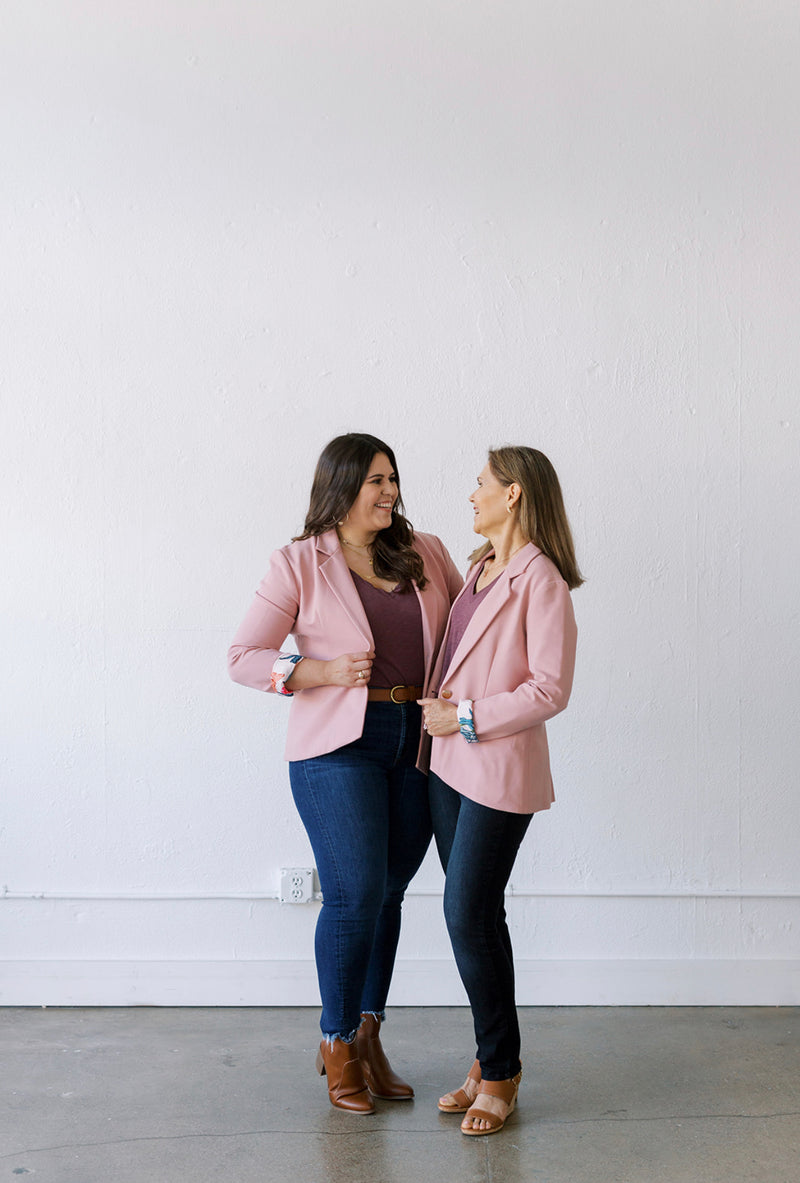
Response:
[420,446,583,1137]
[229,433,461,1114]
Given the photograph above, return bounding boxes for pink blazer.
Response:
[425,543,577,815]
[228,530,463,761]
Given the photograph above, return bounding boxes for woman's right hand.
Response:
[323,651,374,687]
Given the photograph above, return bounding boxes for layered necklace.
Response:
[339,533,381,584]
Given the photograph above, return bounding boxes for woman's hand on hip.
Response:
[417,697,460,736]
[323,651,374,688]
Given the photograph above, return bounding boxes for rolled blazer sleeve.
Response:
[471,577,577,742]
[227,549,300,692]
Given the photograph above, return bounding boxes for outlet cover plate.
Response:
[279,867,315,904]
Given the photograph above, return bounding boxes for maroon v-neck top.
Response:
[440,562,494,676]
[351,573,425,688]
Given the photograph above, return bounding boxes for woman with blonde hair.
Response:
[419,445,583,1136]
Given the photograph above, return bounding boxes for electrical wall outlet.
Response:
[279,867,315,904]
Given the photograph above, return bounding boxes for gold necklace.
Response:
[340,535,374,566]
[339,535,395,589]
[351,558,385,588]
[481,541,527,582]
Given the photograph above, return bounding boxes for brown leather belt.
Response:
[366,685,423,704]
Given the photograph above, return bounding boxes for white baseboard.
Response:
[2,958,799,1007]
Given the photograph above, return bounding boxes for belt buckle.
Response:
[389,685,406,704]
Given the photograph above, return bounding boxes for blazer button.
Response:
[441,689,453,699]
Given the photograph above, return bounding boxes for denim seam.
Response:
[396,702,407,766]
[291,706,428,1038]
[300,759,349,1037]
[436,782,531,1079]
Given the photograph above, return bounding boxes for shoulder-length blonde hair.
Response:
[469,446,585,590]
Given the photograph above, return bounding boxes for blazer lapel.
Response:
[413,583,434,674]
[316,531,373,643]
[441,543,542,682]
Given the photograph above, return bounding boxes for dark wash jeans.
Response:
[289,701,431,1040]
[429,771,533,1080]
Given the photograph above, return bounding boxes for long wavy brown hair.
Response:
[293,433,427,590]
[469,446,585,590]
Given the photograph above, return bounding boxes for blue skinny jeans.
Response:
[429,771,533,1080]
[289,701,431,1041]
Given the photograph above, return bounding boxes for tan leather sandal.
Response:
[460,1068,522,1135]
[437,1059,481,1113]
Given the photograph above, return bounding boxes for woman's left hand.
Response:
[417,697,460,737]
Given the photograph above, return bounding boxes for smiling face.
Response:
[469,462,512,536]
[345,452,398,538]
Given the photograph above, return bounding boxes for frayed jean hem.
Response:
[321,1028,359,1047]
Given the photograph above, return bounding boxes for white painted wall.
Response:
[2,0,799,1005]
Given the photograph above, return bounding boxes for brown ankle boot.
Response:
[315,1038,375,1114]
[355,1013,414,1100]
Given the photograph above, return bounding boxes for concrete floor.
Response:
[2,1007,798,1183]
